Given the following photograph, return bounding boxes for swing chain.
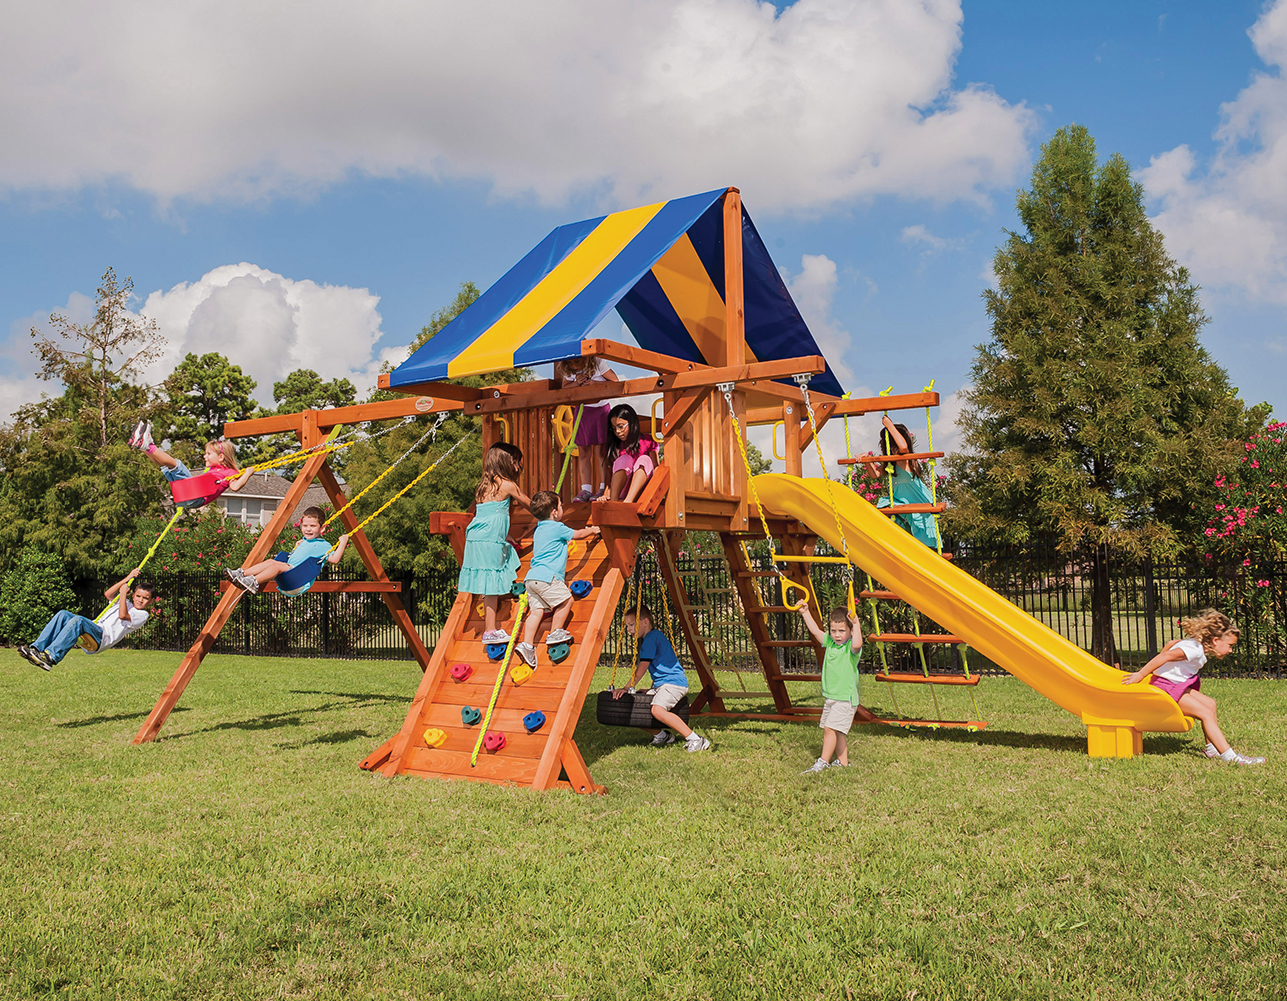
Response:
[794,375,854,584]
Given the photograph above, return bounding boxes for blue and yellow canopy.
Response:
[389,188,844,398]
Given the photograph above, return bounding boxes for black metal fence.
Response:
[85,542,1287,677]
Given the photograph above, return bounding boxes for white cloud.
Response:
[900,224,951,252]
[1142,0,1287,302]
[138,265,394,401]
[0,0,1033,212]
[785,253,858,386]
[1,293,96,419]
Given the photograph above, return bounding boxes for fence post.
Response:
[1143,556,1158,659]
[322,591,330,657]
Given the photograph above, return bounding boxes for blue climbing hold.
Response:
[511,580,526,598]
[548,641,571,664]
[461,706,482,726]
[485,642,509,661]
[523,711,546,733]
[569,579,592,599]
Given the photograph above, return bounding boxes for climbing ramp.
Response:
[361,520,634,793]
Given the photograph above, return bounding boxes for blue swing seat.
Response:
[276,557,327,593]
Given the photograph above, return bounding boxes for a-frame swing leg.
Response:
[132,449,333,744]
[316,464,432,673]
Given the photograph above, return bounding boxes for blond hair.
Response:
[205,439,238,470]
[1180,609,1240,652]
[554,356,600,381]
[475,442,523,504]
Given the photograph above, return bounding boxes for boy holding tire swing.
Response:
[611,605,711,752]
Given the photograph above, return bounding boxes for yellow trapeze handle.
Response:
[781,578,812,612]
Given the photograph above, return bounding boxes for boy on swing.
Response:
[226,507,349,596]
[19,569,155,670]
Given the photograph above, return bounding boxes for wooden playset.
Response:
[129,185,1197,778]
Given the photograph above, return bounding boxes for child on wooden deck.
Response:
[600,404,656,504]
[226,507,348,596]
[798,604,863,773]
[18,570,154,670]
[129,423,253,508]
[555,357,619,503]
[459,442,530,643]
[514,490,600,668]
[612,606,710,752]
[1121,609,1264,765]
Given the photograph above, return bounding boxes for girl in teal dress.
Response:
[873,415,938,549]
[459,442,530,642]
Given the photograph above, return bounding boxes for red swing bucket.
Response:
[170,472,219,505]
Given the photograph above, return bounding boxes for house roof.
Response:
[387,188,844,398]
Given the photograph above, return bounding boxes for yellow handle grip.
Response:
[493,415,510,444]
[772,421,786,461]
[650,397,666,442]
[781,578,812,612]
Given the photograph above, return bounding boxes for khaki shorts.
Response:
[819,699,856,734]
[525,577,573,611]
[650,683,688,711]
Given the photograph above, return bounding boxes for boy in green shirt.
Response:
[798,605,863,773]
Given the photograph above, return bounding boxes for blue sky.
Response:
[2,0,1284,463]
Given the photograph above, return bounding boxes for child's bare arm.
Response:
[503,480,532,510]
[601,368,619,382]
[1121,646,1185,685]
[612,660,650,697]
[798,605,828,645]
[326,535,350,564]
[227,468,255,491]
[849,612,863,652]
[571,526,601,540]
[881,415,910,454]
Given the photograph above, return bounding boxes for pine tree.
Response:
[945,125,1269,663]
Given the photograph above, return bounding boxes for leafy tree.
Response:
[30,267,164,452]
[272,369,356,415]
[944,125,1269,663]
[0,546,79,644]
[0,269,167,579]
[159,352,258,461]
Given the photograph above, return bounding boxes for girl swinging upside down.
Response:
[1121,609,1264,765]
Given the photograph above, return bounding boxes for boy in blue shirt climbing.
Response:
[226,507,348,596]
[612,604,710,752]
[515,490,600,667]
[798,604,863,773]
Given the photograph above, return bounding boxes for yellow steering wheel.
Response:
[552,405,579,456]
[781,577,813,612]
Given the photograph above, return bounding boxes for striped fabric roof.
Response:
[389,188,844,397]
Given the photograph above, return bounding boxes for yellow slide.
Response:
[752,475,1191,757]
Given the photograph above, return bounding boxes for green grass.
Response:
[1,649,1284,1000]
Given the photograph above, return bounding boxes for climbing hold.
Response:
[569,579,592,599]
[423,727,448,748]
[450,663,473,682]
[548,642,571,664]
[476,602,485,618]
[485,642,509,661]
[483,731,507,752]
[511,580,526,598]
[566,541,581,560]
[523,711,546,733]
[510,662,534,686]
[461,706,482,726]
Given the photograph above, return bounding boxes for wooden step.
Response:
[735,571,780,579]
[838,451,944,465]
[763,640,818,648]
[858,590,899,600]
[874,672,981,687]
[876,503,946,515]
[869,633,964,644]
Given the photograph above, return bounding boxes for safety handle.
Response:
[781,577,812,612]
[772,421,786,461]
[493,415,510,444]
[650,397,666,442]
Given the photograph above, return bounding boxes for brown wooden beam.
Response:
[658,388,710,440]
[225,396,465,439]
[580,339,710,375]
[374,374,484,401]
[746,391,939,426]
[217,580,402,593]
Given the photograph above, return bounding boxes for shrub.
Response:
[0,546,79,644]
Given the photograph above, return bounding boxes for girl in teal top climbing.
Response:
[871,415,937,548]
[459,442,530,643]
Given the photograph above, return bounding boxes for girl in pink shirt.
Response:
[130,422,253,508]
[600,404,656,504]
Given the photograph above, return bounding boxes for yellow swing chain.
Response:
[218,417,416,481]
[324,413,449,530]
[95,508,185,622]
[609,554,647,689]
[471,593,529,766]
[794,375,856,613]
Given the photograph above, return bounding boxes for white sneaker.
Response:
[515,642,537,668]
[226,567,249,591]
[801,757,829,774]
[685,733,711,753]
[650,730,676,747]
[480,630,508,643]
[1225,750,1266,765]
[128,420,145,447]
[546,628,574,644]
[243,573,259,595]
[138,422,154,452]
[1204,743,1220,759]
[829,760,848,768]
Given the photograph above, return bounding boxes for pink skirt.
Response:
[575,404,609,447]
[1151,674,1201,702]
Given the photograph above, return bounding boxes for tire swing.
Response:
[595,534,690,729]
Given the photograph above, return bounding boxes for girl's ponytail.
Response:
[475,442,523,503]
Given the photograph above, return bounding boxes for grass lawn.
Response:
[1,649,1284,1000]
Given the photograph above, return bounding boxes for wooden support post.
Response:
[723,188,749,530]
[658,530,726,714]
[132,448,333,744]
[317,464,433,673]
[721,533,794,714]
[783,401,803,478]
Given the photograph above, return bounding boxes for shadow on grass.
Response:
[57,707,190,729]
[276,728,376,750]
[160,691,406,743]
